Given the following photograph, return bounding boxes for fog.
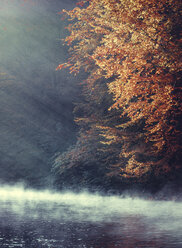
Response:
[0,184,181,230]
[0,2,181,247]
[0,0,80,187]
[0,184,182,247]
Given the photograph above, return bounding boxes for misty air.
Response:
[0,0,181,247]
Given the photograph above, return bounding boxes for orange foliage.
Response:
[58,0,182,180]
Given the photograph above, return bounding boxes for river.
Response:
[0,185,182,248]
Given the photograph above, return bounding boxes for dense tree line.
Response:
[54,0,182,191]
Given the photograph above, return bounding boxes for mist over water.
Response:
[0,185,182,247]
[0,184,182,221]
[0,1,182,247]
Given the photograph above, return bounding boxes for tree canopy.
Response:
[55,0,182,187]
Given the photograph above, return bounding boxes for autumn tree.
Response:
[56,0,182,186]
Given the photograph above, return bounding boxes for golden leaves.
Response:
[59,0,182,180]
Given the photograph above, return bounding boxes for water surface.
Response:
[0,185,182,248]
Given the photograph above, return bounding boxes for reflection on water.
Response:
[0,185,182,248]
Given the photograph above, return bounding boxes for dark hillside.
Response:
[0,0,79,188]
